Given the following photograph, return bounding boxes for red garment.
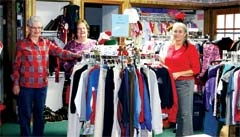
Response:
[166,69,178,123]
[87,65,100,123]
[90,88,97,124]
[175,12,185,21]
[149,21,154,33]
[234,72,240,122]
[0,41,3,52]
[117,99,126,137]
[55,58,60,82]
[136,69,144,123]
[11,36,75,88]
[165,43,200,80]
[0,104,6,126]
[64,85,70,105]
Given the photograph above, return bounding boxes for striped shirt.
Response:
[11,36,76,88]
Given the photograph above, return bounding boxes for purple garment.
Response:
[205,65,220,110]
[62,39,96,79]
[200,43,221,77]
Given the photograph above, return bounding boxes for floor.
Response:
[0,121,203,137]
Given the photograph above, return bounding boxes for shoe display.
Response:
[43,106,68,122]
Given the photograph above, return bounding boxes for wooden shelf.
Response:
[130,0,240,9]
[130,0,207,9]
[209,1,240,8]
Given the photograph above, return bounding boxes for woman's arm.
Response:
[172,70,194,80]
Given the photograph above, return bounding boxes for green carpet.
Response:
[0,121,67,137]
[0,121,202,137]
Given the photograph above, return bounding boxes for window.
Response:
[216,13,240,40]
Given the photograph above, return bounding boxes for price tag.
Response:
[97,45,119,56]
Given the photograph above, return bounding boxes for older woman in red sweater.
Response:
[160,22,200,137]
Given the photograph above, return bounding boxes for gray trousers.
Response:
[175,80,194,137]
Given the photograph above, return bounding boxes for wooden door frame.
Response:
[80,0,125,20]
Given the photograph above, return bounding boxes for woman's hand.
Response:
[72,51,84,58]
[172,72,181,80]
[13,85,20,95]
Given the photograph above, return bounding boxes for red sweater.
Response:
[165,43,200,80]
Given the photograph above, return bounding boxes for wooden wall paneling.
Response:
[7,1,17,61]
[210,1,240,9]
[72,0,80,5]
[25,0,36,22]
[103,0,124,1]
[80,0,126,19]
[129,0,206,10]
[203,8,214,40]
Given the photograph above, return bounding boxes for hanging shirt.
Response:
[205,65,221,110]
[11,36,76,88]
[140,69,152,131]
[111,67,122,137]
[63,4,80,32]
[94,67,107,137]
[75,69,90,121]
[86,66,100,121]
[200,43,221,78]
[70,64,88,113]
[231,69,240,124]
[164,43,200,80]
[150,67,173,109]
[142,67,163,135]
[234,71,240,122]
[103,67,115,136]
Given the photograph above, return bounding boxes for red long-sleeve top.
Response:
[11,36,76,88]
[164,43,200,80]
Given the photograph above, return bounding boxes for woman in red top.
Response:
[160,22,200,136]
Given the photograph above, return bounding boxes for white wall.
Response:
[192,10,204,33]
[36,1,69,28]
[102,5,119,32]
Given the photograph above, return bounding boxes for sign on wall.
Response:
[111,14,129,37]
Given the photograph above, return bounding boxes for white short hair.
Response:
[172,22,187,33]
[27,16,42,27]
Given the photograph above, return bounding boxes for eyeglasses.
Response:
[30,26,43,30]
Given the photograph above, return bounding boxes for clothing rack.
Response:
[80,52,161,68]
[222,50,240,64]
[68,50,178,137]
[139,13,195,23]
[210,50,240,65]
[151,34,171,40]
[190,38,209,42]
[140,14,172,22]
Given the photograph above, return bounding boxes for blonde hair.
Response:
[75,19,90,38]
[172,22,187,34]
[76,19,90,31]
